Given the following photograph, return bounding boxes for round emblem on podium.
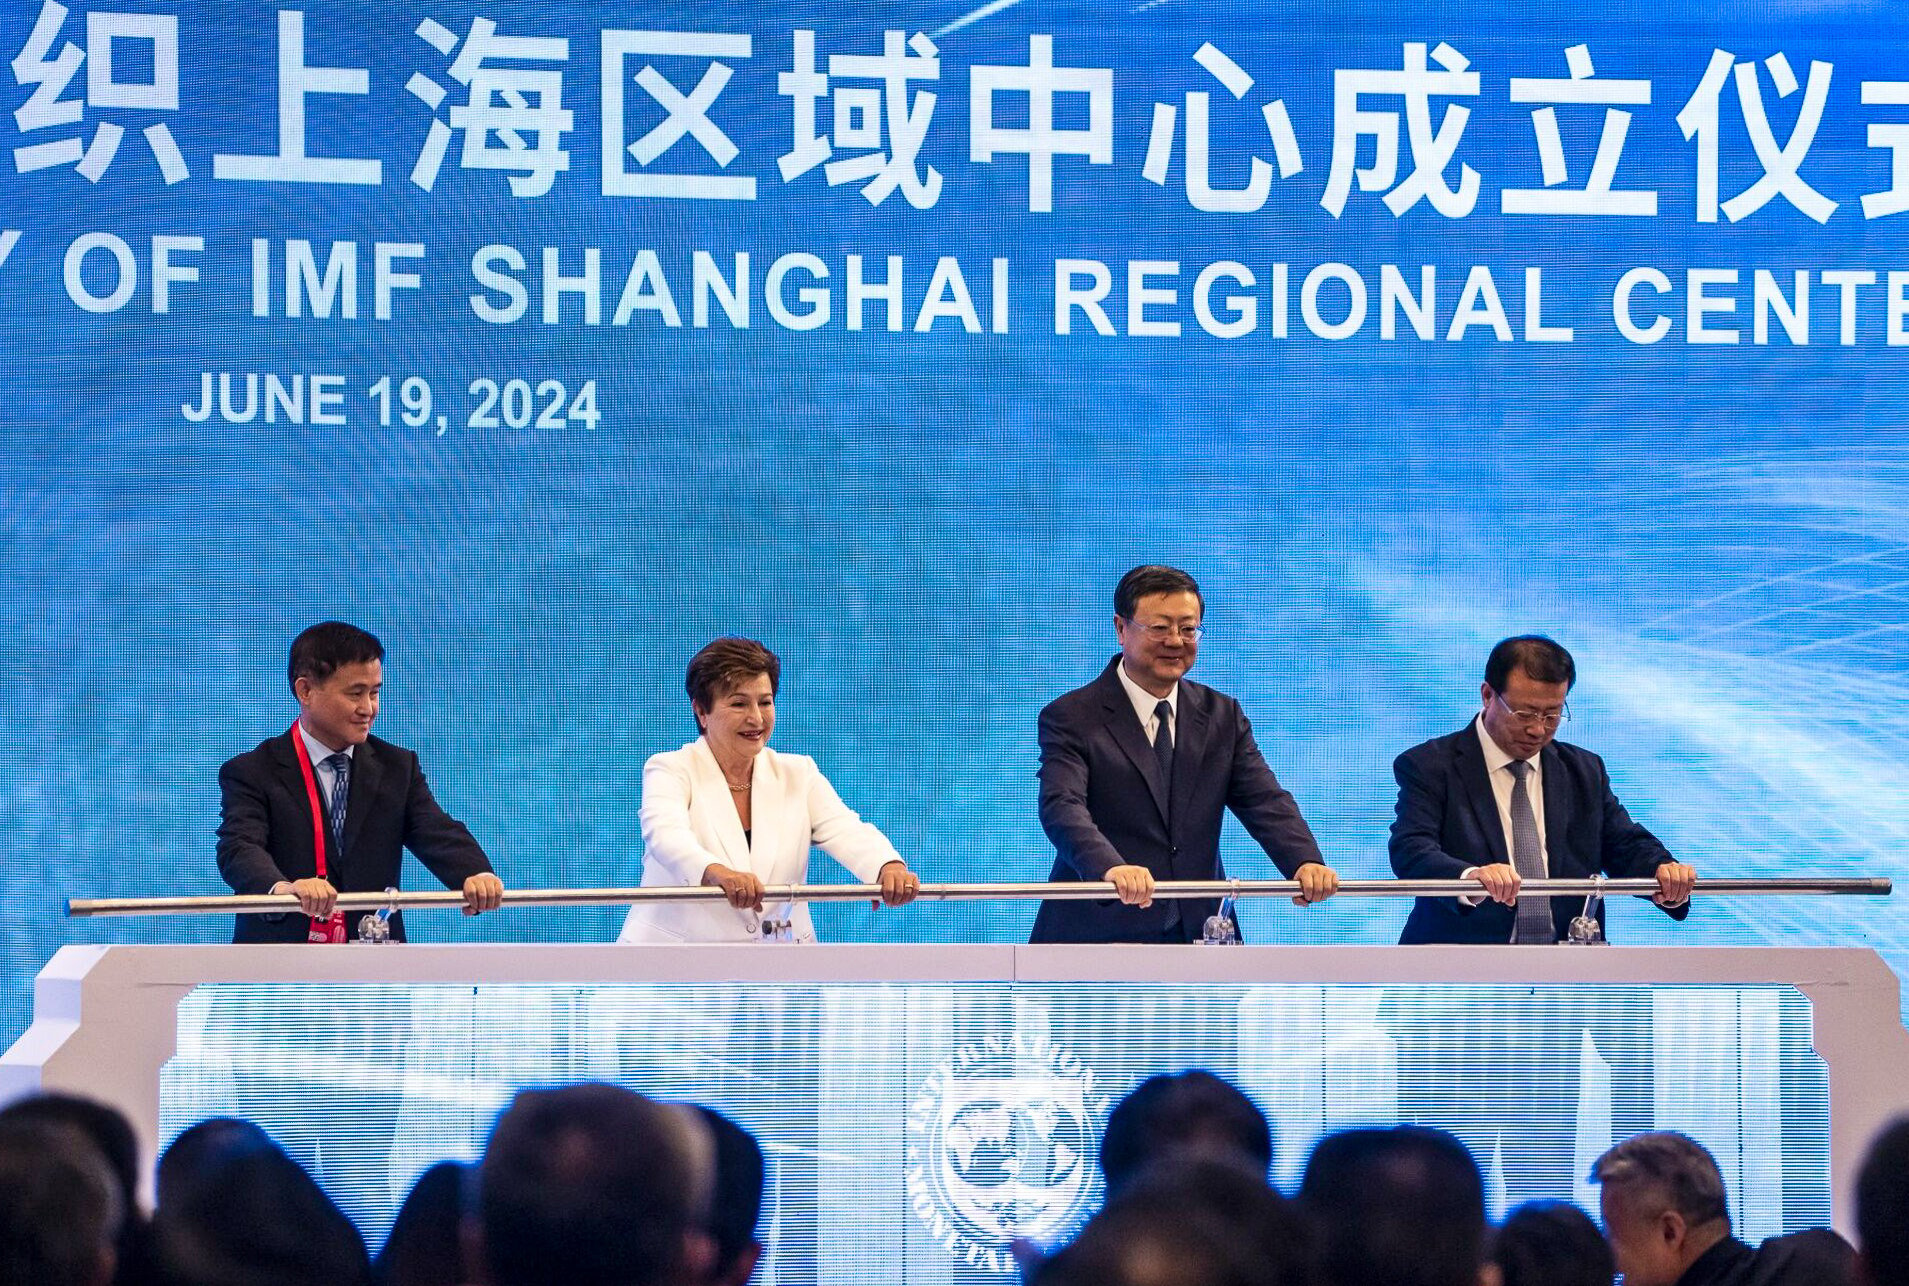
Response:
[905,1032,1109,1272]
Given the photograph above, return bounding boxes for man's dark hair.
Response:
[0,1094,144,1281]
[156,1117,275,1210]
[0,1094,138,1231]
[0,1118,124,1286]
[1098,1070,1273,1197]
[288,621,384,693]
[1484,635,1576,693]
[1491,1200,1615,1286]
[1033,1155,1314,1286]
[149,1130,370,1286]
[1857,1117,1909,1285]
[1114,565,1204,620]
[374,1161,469,1286]
[694,1108,765,1285]
[479,1084,713,1286]
[1298,1126,1488,1286]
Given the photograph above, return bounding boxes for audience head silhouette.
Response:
[695,1106,767,1286]
[1034,1153,1314,1286]
[1858,1118,1909,1286]
[476,1082,716,1286]
[0,1116,124,1286]
[1099,1069,1274,1197]
[1299,1125,1491,1286]
[149,1119,370,1286]
[375,1160,470,1286]
[1491,1199,1613,1286]
[0,1093,146,1284]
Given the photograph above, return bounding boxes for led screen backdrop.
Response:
[3,0,1908,1041]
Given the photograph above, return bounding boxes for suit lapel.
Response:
[1168,683,1210,827]
[1453,725,1510,865]
[1097,663,1169,825]
[272,732,325,872]
[748,749,783,876]
[341,739,381,865]
[692,739,755,871]
[1539,742,1572,873]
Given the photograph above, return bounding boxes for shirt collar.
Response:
[1116,660,1178,726]
[298,720,355,766]
[1473,713,1530,776]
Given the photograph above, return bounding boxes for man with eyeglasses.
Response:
[1390,635,1696,945]
[1030,564,1338,944]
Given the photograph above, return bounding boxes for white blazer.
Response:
[617,738,903,944]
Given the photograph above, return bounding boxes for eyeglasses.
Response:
[1491,691,1570,728]
[1123,619,1206,642]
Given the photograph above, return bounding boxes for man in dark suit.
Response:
[1593,1132,1857,1286]
[216,621,503,943]
[1389,635,1695,945]
[1031,565,1337,944]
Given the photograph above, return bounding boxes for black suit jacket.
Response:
[1671,1231,1858,1286]
[216,730,493,943]
[1389,721,1686,944]
[1030,657,1325,943]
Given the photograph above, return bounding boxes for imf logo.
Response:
[905,1032,1111,1273]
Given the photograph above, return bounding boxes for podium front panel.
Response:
[159,978,1829,1275]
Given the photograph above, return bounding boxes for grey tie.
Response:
[1506,759,1553,944]
[323,753,350,858]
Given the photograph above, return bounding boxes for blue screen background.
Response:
[3,0,1906,1043]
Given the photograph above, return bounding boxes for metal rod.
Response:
[65,877,1892,919]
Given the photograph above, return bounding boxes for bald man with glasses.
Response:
[1389,635,1696,945]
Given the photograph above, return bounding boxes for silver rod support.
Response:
[65,877,1892,919]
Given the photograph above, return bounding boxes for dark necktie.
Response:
[1153,699,1179,929]
[1507,759,1553,944]
[323,752,351,859]
[1152,699,1174,787]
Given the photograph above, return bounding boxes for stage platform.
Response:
[5,944,1906,1277]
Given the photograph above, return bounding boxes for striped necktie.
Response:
[323,752,351,859]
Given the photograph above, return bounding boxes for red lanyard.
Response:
[289,722,347,944]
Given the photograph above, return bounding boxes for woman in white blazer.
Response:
[618,637,921,944]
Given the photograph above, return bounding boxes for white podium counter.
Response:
[6,944,1906,1275]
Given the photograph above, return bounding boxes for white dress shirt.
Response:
[297,722,354,812]
[1116,662,1178,746]
[1469,713,1549,876]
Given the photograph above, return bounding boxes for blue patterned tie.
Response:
[323,753,350,859]
[1507,759,1553,944]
